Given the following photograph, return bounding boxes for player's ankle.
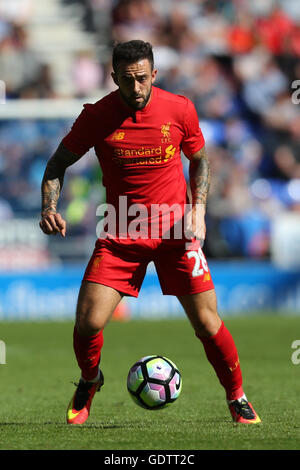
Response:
[81,369,101,383]
[227,392,247,405]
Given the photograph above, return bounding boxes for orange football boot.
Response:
[67,370,104,424]
[229,398,261,424]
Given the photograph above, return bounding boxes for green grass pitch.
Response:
[0,315,299,450]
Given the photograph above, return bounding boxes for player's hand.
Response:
[185,203,206,247]
[39,210,67,237]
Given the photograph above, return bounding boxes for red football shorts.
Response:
[83,237,214,297]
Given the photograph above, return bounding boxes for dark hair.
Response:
[112,40,154,72]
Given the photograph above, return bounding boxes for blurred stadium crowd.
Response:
[1,0,300,261]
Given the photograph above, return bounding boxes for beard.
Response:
[119,86,152,110]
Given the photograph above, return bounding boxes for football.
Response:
[127,355,182,410]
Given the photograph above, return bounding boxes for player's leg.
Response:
[67,282,123,425]
[67,238,149,424]
[178,289,261,423]
[155,239,261,423]
[74,281,123,380]
[178,289,243,399]
[177,288,221,337]
[73,238,148,384]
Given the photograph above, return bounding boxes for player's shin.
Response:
[196,320,244,401]
[73,327,104,381]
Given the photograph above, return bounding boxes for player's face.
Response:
[112,59,157,110]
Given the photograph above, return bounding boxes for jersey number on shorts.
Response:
[187,247,209,277]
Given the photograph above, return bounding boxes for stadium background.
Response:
[0,0,300,320]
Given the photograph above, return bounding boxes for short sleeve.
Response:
[181,98,205,158]
[62,104,98,156]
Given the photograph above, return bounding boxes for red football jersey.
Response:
[62,86,205,237]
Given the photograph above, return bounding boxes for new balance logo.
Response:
[111,131,125,140]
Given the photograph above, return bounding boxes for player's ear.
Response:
[151,68,158,84]
[111,71,119,86]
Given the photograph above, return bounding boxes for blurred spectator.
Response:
[19,64,57,99]
[227,9,255,55]
[255,6,295,55]
[71,50,104,97]
[0,22,41,98]
[112,0,162,43]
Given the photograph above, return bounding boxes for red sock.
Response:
[73,327,104,381]
[197,321,244,401]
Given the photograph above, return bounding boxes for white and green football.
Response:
[127,355,182,410]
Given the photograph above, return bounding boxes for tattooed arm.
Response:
[189,145,211,206]
[39,142,83,237]
[186,145,211,244]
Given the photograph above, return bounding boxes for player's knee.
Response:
[194,308,222,337]
[75,311,104,336]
